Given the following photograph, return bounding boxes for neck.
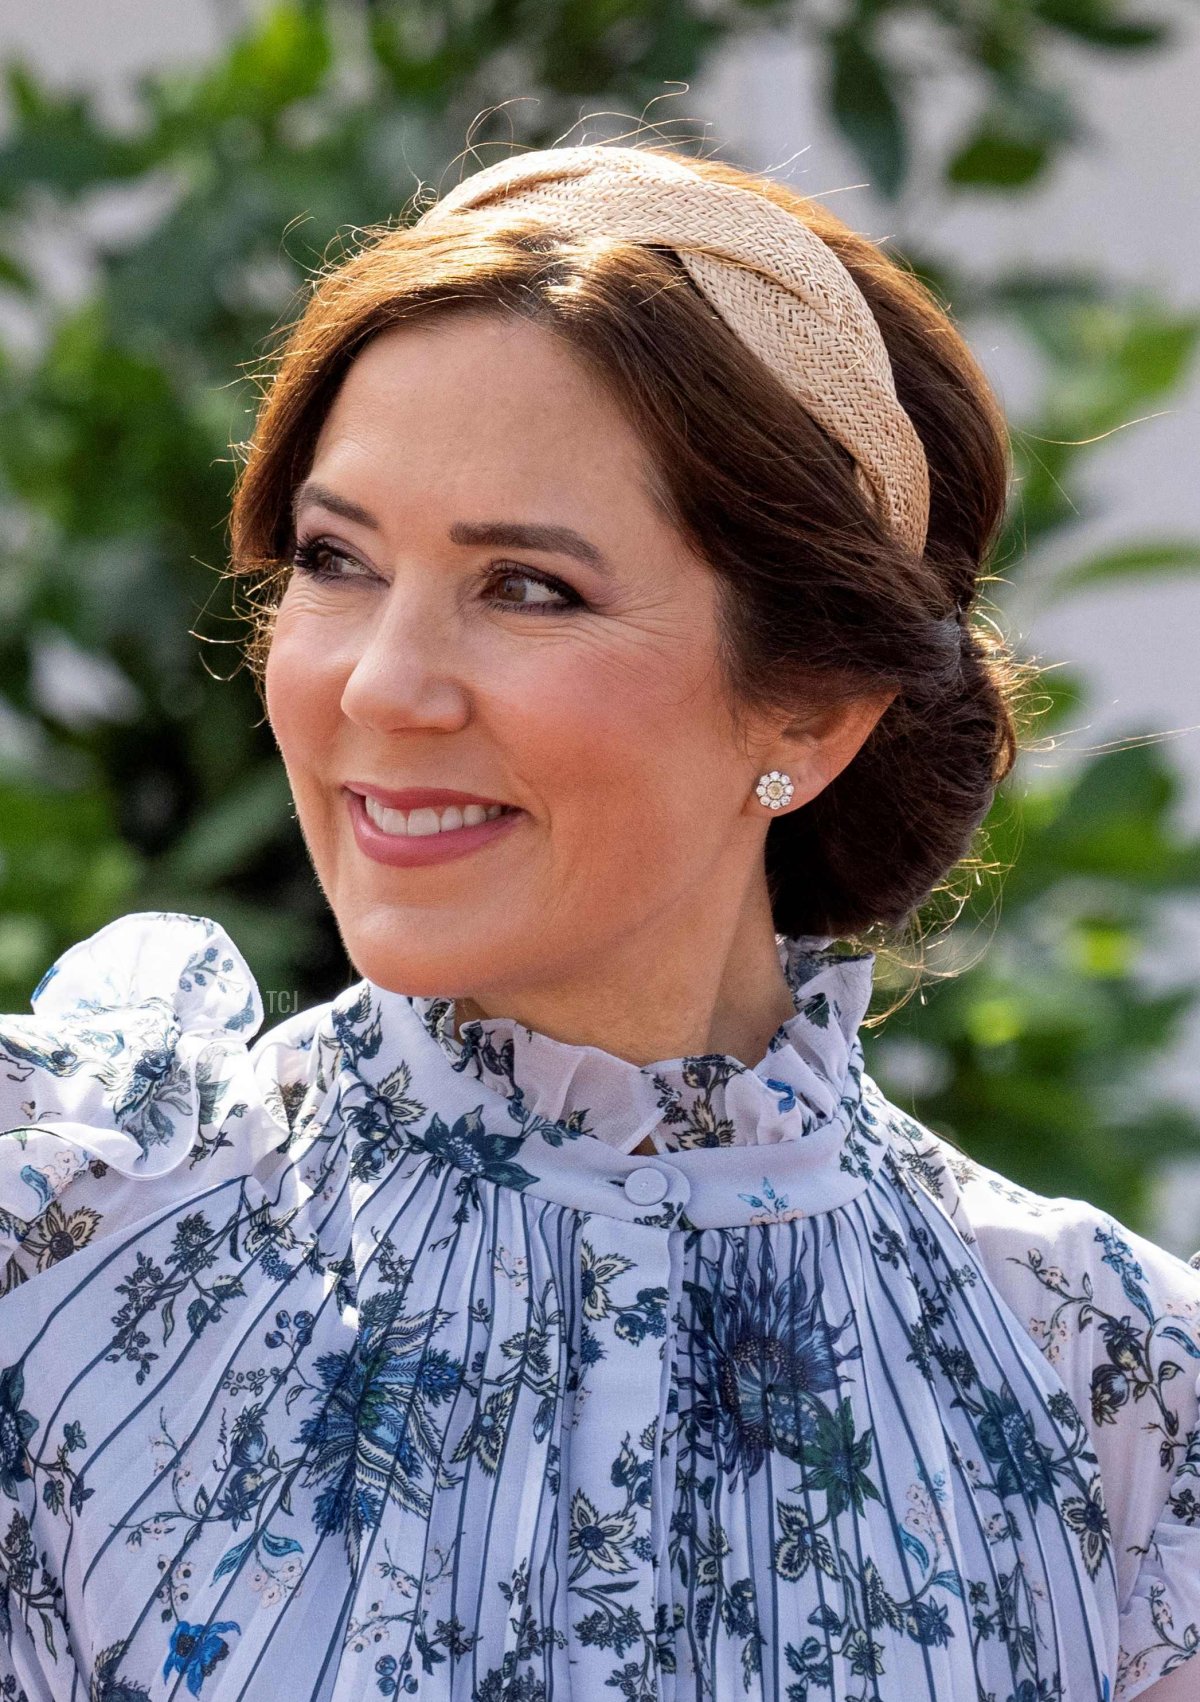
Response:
[454,879,798,1071]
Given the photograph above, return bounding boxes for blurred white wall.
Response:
[0,0,237,110]
[1,0,1197,1247]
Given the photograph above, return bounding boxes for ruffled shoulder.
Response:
[0,911,264,1289]
[885,1114,1200,1700]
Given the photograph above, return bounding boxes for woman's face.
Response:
[266,310,884,1002]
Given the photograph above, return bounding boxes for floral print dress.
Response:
[0,910,1198,1702]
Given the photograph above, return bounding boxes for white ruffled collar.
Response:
[405,935,875,1157]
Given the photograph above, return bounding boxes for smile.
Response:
[346,789,525,868]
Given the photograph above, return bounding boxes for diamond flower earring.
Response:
[755,770,795,810]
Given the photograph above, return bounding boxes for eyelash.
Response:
[289,537,585,616]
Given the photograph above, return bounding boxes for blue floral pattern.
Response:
[0,910,1196,1701]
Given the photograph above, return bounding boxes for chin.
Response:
[335,907,504,998]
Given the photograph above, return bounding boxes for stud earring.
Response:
[755,770,795,810]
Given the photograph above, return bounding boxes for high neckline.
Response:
[403,935,875,1158]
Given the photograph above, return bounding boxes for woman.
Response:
[0,141,1197,1702]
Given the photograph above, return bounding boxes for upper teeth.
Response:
[363,797,507,836]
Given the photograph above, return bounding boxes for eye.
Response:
[483,564,584,615]
[290,538,370,581]
[288,537,586,615]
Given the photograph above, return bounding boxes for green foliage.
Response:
[0,0,1196,1238]
[864,265,1200,1235]
[827,23,908,199]
[873,734,1200,1227]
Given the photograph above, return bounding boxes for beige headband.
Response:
[417,144,931,555]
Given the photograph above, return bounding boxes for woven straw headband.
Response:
[417,144,931,557]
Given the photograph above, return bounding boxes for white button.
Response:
[624,1166,669,1205]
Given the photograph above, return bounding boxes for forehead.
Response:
[313,313,643,485]
[301,310,689,572]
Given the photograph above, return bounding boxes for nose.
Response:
[338,583,471,734]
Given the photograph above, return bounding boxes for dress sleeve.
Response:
[1101,1248,1200,1701]
[914,1132,1200,1702]
[0,910,263,1296]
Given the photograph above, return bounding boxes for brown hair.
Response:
[227,142,1034,969]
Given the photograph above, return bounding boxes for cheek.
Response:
[508,643,723,847]
[263,608,342,765]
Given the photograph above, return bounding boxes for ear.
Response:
[755,688,897,812]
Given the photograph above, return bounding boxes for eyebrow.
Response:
[290,480,613,577]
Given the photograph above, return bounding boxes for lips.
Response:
[346,787,524,867]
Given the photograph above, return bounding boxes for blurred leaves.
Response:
[827,23,908,199]
[946,117,1053,189]
[873,740,1200,1225]
[0,0,1196,1239]
[1040,540,1200,601]
[960,277,1200,556]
